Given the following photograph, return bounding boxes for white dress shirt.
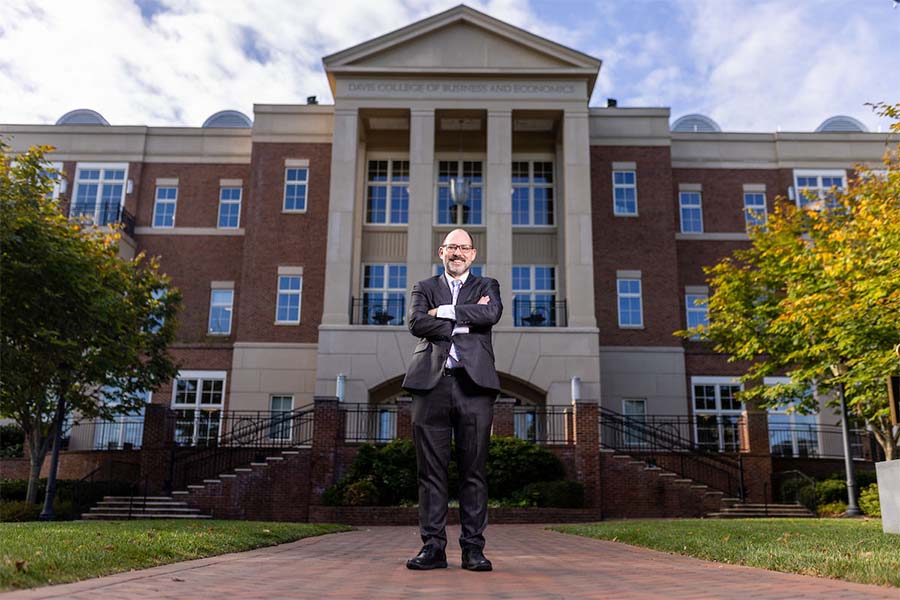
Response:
[436,271,470,367]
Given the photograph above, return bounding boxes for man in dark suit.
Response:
[402,228,502,572]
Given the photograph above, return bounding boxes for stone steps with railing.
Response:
[705,502,816,519]
[81,496,212,520]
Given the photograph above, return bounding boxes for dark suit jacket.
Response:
[401,273,503,394]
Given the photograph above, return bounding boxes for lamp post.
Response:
[449,118,470,209]
[830,363,861,516]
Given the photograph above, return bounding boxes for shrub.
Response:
[816,478,847,505]
[344,479,380,506]
[514,480,584,508]
[777,477,817,511]
[0,424,25,458]
[859,483,881,517]
[487,437,565,500]
[0,500,41,522]
[0,479,135,519]
[817,501,848,517]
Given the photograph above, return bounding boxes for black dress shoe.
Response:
[461,547,493,571]
[406,545,448,570]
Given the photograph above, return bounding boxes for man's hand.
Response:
[478,296,490,305]
[427,308,437,316]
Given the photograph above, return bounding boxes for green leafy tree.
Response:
[1,142,182,508]
[677,103,900,460]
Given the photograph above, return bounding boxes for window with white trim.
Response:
[616,278,643,328]
[436,160,483,225]
[361,264,406,325]
[764,378,820,458]
[276,275,302,324]
[679,191,703,233]
[92,388,148,450]
[269,395,293,441]
[613,170,637,216]
[794,170,845,210]
[623,398,647,446]
[42,162,64,200]
[284,167,308,212]
[153,186,177,228]
[366,159,409,224]
[512,265,557,327]
[685,292,709,338]
[172,372,225,447]
[217,187,242,228]
[743,192,767,230]
[208,289,234,335]
[71,163,128,226]
[512,161,554,226]
[692,377,743,452]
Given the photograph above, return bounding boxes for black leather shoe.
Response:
[461,547,493,571]
[406,545,448,570]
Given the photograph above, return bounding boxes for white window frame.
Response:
[217,186,242,229]
[679,191,704,233]
[275,274,303,325]
[793,169,845,210]
[71,162,129,225]
[171,370,226,447]
[622,398,647,446]
[512,264,557,327]
[685,290,709,339]
[283,166,309,213]
[361,263,407,325]
[152,185,178,228]
[207,288,234,335]
[434,156,485,226]
[269,394,294,441]
[511,157,556,227]
[616,276,643,329]
[612,170,638,216]
[691,376,743,453]
[44,161,64,200]
[365,157,410,225]
[743,192,767,230]
[763,376,823,458]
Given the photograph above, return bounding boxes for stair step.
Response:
[690,485,708,490]
[612,454,631,459]
[82,513,212,520]
[234,468,252,472]
[657,472,677,478]
[103,496,174,501]
[203,479,221,484]
[219,474,237,479]
[266,456,284,461]
[282,450,300,455]
[672,479,693,484]
[187,485,205,490]
[172,491,189,496]
[644,466,661,471]
[249,462,268,466]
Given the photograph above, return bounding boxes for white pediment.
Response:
[323,5,600,91]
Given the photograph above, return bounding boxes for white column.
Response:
[485,109,513,326]
[321,108,359,325]
[562,109,597,328]
[406,108,436,287]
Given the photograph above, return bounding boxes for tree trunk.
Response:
[39,395,67,520]
[869,421,899,462]
[25,427,52,504]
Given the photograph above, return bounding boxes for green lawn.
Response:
[553,519,900,588]
[0,520,351,591]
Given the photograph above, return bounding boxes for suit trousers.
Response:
[411,369,494,551]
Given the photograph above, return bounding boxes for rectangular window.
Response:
[361,264,406,325]
[71,163,127,226]
[276,275,302,324]
[217,187,242,228]
[679,191,703,233]
[512,265,557,327]
[794,170,845,210]
[152,186,177,228]
[743,192,767,230]
[436,160,483,225]
[172,372,225,447]
[42,162,64,200]
[512,160,554,226]
[692,378,743,452]
[284,167,308,212]
[366,159,409,224]
[269,395,293,441]
[617,278,643,328]
[685,292,709,338]
[764,378,820,458]
[613,170,637,216]
[208,289,234,335]
[623,398,647,446]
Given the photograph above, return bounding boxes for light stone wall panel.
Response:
[361,230,408,262]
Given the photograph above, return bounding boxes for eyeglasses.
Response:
[442,244,475,253]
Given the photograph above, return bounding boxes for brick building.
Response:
[1,6,887,514]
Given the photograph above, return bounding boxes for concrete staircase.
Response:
[81,496,212,520]
[705,499,816,519]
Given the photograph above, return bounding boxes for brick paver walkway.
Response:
[2,525,896,599]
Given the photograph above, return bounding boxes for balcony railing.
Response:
[70,204,136,237]
[350,297,406,326]
[768,424,874,460]
[342,403,398,443]
[513,299,567,327]
[513,406,573,444]
[62,417,144,451]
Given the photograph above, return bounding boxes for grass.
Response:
[0,519,351,591]
[553,518,900,588]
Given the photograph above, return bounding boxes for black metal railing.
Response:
[513,406,573,444]
[70,204,136,237]
[168,406,313,492]
[768,424,873,460]
[599,407,745,499]
[513,299,567,327]
[342,403,398,443]
[62,417,144,451]
[350,297,406,326]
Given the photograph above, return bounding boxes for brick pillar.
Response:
[396,398,413,440]
[573,400,601,510]
[492,398,516,437]
[310,396,341,503]
[739,404,773,503]
[139,403,175,494]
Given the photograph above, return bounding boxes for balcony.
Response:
[70,204,136,238]
[350,297,405,326]
[513,298,567,327]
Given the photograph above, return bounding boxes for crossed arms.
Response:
[407,278,503,341]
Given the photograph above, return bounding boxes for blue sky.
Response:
[1,0,898,132]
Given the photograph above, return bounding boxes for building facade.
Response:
[2,6,890,461]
